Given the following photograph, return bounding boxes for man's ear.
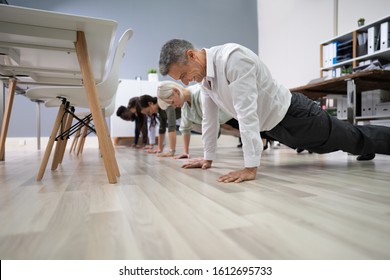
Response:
[186,49,196,61]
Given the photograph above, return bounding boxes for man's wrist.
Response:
[245,167,258,172]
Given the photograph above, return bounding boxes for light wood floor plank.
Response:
[150,164,253,230]
[118,183,199,259]
[86,211,143,259]
[132,174,255,259]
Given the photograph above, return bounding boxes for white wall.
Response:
[257,0,390,88]
[338,0,390,35]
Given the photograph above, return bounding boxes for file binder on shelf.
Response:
[368,26,379,54]
[322,43,333,68]
[380,21,389,51]
[332,41,338,65]
[322,44,328,68]
[357,32,368,56]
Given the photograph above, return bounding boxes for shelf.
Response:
[356,114,390,121]
[321,48,390,72]
[355,48,390,62]
[320,14,390,75]
[321,58,354,71]
[356,14,390,33]
[321,33,353,46]
[291,70,390,99]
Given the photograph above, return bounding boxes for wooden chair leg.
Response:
[51,111,67,170]
[58,113,74,164]
[51,111,73,170]
[79,133,86,154]
[75,31,117,183]
[77,119,89,156]
[36,104,66,181]
[0,79,17,161]
[51,137,62,170]
[69,126,81,154]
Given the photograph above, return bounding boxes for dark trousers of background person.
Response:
[226,118,274,149]
[134,118,148,146]
[267,92,390,157]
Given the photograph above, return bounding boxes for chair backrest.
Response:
[25,29,133,109]
[103,97,116,117]
[99,28,133,99]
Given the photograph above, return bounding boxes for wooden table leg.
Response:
[0,79,17,161]
[102,112,120,177]
[74,31,118,184]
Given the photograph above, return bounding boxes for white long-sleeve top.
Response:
[200,43,292,167]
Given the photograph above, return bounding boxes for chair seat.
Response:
[27,85,115,108]
[45,96,116,117]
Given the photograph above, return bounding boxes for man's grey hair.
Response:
[159,39,194,76]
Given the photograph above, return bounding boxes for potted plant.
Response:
[147,68,158,81]
[358,18,365,27]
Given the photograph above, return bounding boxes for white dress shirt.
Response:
[200,43,292,167]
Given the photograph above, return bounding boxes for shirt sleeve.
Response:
[179,104,192,135]
[226,49,262,167]
[158,109,167,134]
[166,106,177,132]
[201,87,220,161]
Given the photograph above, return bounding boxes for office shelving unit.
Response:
[320,14,390,78]
[314,15,390,124]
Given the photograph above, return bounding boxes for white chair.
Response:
[73,100,117,155]
[49,97,116,159]
[26,29,133,109]
[25,29,133,182]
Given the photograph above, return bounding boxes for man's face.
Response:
[167,50,206,85]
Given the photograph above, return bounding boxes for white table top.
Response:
[0,4,118,85]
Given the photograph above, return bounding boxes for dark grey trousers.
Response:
[267,92,390,156]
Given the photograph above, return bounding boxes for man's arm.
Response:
[227,49,263,169]
[211,47,261,183]
[201,87,220,162]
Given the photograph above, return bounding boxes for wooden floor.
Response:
[1,140,390,260]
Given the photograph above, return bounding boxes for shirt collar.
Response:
[204,48,215,79]
[202,48,214,89]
